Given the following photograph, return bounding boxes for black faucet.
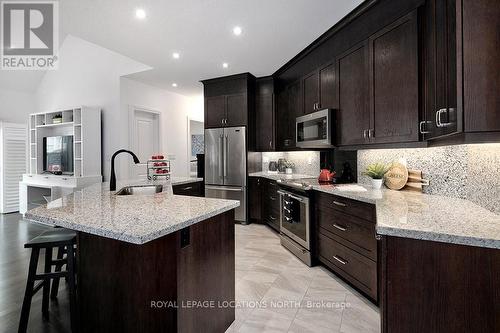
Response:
[110,149,140,191]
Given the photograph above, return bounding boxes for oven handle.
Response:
[277,190,305,203]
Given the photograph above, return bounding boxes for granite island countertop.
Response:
[250,172,500,249]
[25,179,239,245]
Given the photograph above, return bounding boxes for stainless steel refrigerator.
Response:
[205,126,247,223]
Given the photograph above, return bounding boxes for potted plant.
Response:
[363,163,389,189]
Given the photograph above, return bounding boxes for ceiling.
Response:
[1,0,363,96]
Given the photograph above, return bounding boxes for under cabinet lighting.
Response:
[222,63,229,69]
[172,83,178,87]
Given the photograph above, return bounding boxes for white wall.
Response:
[36,35,152,180]
[120,78,204,177]
[0,88,36,124]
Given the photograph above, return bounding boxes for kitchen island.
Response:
[25,181,239,333]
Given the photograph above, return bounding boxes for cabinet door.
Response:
[205,96,226,128]
[337,42,371,146]
[286,80,301,148]
[423,0,459,139]
[226,93,247,127]
[303,70,319,114]
[256,92,274,151]
[319,62,337,110]
[462,0,500,132]
[249,177,262,221]
[369,10,419,144]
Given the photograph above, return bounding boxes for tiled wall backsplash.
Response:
[358,144,500,214]
[261,151,320,175]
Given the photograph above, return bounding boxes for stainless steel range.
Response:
[277,178,316,266]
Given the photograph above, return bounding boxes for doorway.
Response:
[129,108,161,179]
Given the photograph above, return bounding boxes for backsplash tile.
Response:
[261,151,320,175]
[358,144,500,214]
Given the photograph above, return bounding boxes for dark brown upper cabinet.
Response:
[302,70,319,114]
[205,96,226,128]
[461,0,500,133]
[369,10,420,144]
[301,62,337,115]
[422,0,459,140]
[318,62,337,110]
[276,80,301,150]
[201,73,255,129]
[336,41,371,146]
[255,77,275,151]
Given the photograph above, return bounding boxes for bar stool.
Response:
[18,228,77,333]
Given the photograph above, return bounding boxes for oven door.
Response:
[296,109,333,148]
[278,190,310,250]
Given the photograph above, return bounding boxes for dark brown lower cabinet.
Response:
[172,181,204,197]
[78,210,235,333]
[261,178,280,232]
[380,236,500,333]
[249,177,262,222]
[315,191,378,302]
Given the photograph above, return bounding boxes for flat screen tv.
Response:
[43,136,74,174]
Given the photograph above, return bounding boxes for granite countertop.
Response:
[25,179,239,245]
[249,171,316,181]
[250,172,500,249]
[170,176,204,186]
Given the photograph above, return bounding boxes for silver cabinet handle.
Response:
[269,215,277,221]
[419,121,431,134]
[317,102,321,109]
[368,129,374,138]
[270,196,276,201]
[182,186,193,190]
[333,255,348,265]
[436,108,453,128]
[333,224,347,231]
[332,200,346,207]
[363,129,368,139]
[269,140,272,148]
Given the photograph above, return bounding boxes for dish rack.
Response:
[147,159,171,181]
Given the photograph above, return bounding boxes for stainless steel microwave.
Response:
[296,109,334,148]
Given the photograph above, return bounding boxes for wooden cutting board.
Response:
[384,163,409,190]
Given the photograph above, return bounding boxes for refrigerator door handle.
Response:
[223,134,228,178]
[218,134,223,178]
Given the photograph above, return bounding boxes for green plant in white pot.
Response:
[363,163,389,189]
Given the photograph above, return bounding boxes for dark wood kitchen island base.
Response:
[77,210,235,333]
[380,236,500,333]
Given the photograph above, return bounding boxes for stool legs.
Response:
[66,244,78,333]
[50,246,65,299]
[42,247,52,319]
[19,248,40,333]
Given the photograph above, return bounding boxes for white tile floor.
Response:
[226,223,380,333]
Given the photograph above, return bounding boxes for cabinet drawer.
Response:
[263,210,280,232]
[316,191,375,222]
[318,233,377,300]
[172,182,203,197]
[317,209,377,260]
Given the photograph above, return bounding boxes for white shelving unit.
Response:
[21,106,102,215]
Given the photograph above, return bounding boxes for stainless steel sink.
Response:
[115,185,163,196]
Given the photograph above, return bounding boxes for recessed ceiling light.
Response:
[135,8,146,19]
[222,63,229,69]
[172,83,178,87]
[172,52,180,59]
[232,26,242,36]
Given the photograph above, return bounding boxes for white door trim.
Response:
[128,105,162,179]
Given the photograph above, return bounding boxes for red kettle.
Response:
[318,169,336,183]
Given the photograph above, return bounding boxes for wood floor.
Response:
[0,213,71,333]
[1,213,379,333]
